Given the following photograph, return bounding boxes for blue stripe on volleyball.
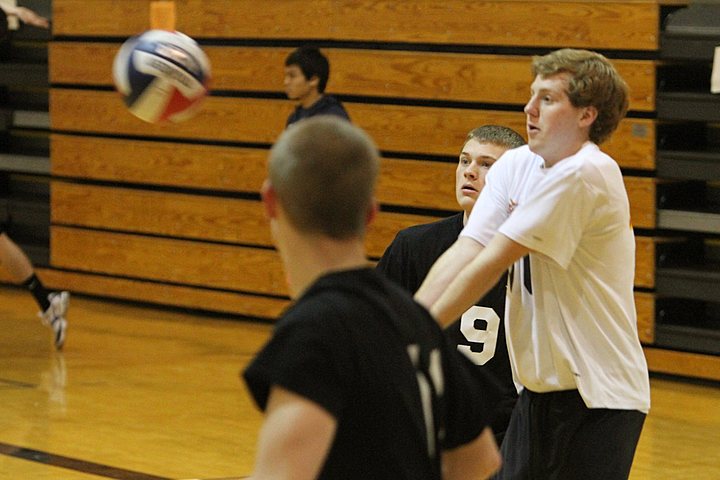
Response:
[125,58,159,107]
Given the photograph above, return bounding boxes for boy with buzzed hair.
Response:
[243,116,501,480]
[283,46,350,127]
[416,49,650,479]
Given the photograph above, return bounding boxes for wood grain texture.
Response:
[50,90,654,169]
[635,291,655,344]
[49,43,656,112]
[1,286,717,480]
[51,134,267,193]
[50,226,289,296]
[52,0,663,50]
[50,181,441,259]
[625,177,656,229]
[635,236,656,289]
[644,347,720,382]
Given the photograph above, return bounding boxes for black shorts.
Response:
[495,389,646,480]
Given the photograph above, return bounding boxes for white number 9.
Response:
[457,305,500,365]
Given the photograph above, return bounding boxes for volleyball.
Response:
[112,30,211,124]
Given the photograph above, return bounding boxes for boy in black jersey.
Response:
[243,116,501,480]
[377,125,525,444]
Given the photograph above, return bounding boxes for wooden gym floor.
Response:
[1,286,719,479]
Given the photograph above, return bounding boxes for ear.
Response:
[579,105,598,129]
[261,179,278,220]
[366,199,379,227]
[309,75,320,90]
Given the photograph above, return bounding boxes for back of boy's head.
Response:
[532,48,629,145]
[269,116,379,239]
[285,46,330,93]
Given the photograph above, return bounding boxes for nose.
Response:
[524,97,537,117]
[464,163,479,179]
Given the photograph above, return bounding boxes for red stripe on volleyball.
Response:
[159,87,198,122]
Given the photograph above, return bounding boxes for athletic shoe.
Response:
[39,291,69,350]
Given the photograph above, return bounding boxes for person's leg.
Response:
[494,389,532,479]
[0,231,34,282]
[525,389,645,480]
[0,232,69,349]
[559,407,646,480]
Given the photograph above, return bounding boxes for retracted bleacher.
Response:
[651,1,720,362]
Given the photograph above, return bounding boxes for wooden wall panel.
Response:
[52,0,663,50]
[50,226,288,296]
[51,181,442,260]
[50,90,291,144]
[625,177,656,229]
[51,89,654,169]
[51,134,267,193]
[52,134,457,211]
[635,236,656,289]
[644,347,720,382]
[635,291,656,344]
[49,43,656,113]
[51,182,272,246]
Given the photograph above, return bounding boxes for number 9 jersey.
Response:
[377,212,517,443]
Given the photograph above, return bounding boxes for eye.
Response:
[459,156,471,166]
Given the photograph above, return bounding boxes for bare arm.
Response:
[0,4,49,28]
[443,427,501,480]
[420,233,529,326]
[248,386,336,480]
[415,236,483,327]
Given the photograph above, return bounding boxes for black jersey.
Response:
[243,268,495,480]
[286,95,351,127]
[377,213,517,440]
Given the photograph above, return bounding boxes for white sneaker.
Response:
[39,291,69,350]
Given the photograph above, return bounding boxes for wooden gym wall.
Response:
[43,0,720,379]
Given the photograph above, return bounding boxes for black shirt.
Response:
[377,213,517,440]
[244,268,494,480]
[285,95,350,127]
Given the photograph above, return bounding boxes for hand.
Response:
[14,6,49,28]
[2,5,49,29]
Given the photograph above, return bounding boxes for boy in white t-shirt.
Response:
[415,49,650,479]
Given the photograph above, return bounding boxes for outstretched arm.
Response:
[416,233,528,326]
[415,236,483,327]
[0,4,49,28]
[248,386,336,480]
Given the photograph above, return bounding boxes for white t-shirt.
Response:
[461,143,650,413]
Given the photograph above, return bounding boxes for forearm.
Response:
[430,248,506,326]
[415,237,482,325]
[425,233,529,326]
[250,387,335,480]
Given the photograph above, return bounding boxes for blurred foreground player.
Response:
[243,116,501,480]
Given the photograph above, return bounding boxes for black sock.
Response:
[22,273,51,312]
